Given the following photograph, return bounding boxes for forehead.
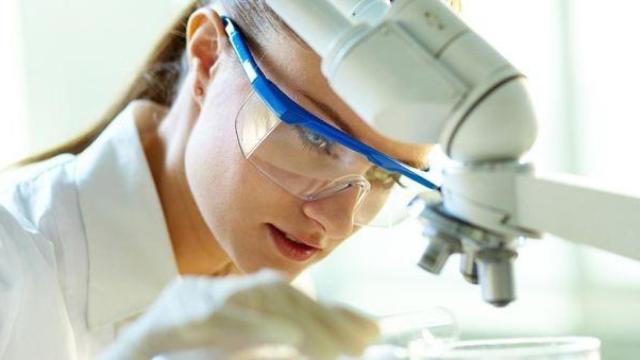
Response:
[251,32,432,169]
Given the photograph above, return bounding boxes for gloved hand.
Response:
[99,269,379,360]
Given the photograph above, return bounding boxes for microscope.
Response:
[266,0,640,307]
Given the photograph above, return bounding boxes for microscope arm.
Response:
[515,173,640,260]
[441,165,640,261]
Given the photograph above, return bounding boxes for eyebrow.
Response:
[300,92,356,136]
[300,92,429,171]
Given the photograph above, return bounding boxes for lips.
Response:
[268,224,321,262]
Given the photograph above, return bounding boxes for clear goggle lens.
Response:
[235,91,427,227]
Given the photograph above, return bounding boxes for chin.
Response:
[237,259,305,280]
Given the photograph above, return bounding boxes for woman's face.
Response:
[184,18,431,278]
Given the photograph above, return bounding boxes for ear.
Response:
[186,7,229,92]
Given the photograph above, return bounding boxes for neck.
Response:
[140,90,236,276]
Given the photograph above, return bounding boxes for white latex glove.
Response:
[99,269,379,360]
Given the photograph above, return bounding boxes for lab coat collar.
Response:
[75,100,179,330]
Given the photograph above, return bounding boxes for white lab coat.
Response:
[0,100,179,360]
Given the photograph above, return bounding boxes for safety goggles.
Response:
[223,16,439,227]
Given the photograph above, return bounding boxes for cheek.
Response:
[183,103,286,270]
[184,106,253,235]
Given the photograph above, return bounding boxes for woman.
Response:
[0,0,447,359]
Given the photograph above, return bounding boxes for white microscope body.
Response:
[266,0,640,306]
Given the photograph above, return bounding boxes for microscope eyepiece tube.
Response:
[266,0,352,57]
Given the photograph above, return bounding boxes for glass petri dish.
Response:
[377,307,459,349]
[412,336,601,360]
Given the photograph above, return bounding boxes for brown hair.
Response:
[12,0,461,168]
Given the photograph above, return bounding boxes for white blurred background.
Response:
[1,0,639,358]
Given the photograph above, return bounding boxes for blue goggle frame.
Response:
[222,16,440,191]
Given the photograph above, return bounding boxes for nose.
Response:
[301,183,367,238]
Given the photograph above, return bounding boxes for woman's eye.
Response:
[296,126,333,155]
[305,132,327,147]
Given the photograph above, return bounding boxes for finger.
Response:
[331,306,380,340]
[328,306,381,355]
[280,287,379,357]
[201,305,304,349]
[149,305,303,355]
[302,303,372,356]
[279,286,373,358]
[261,285,343,360]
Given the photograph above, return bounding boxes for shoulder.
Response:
[0,154,75,188]
[0,154,78,242]
[0,153,85,307]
